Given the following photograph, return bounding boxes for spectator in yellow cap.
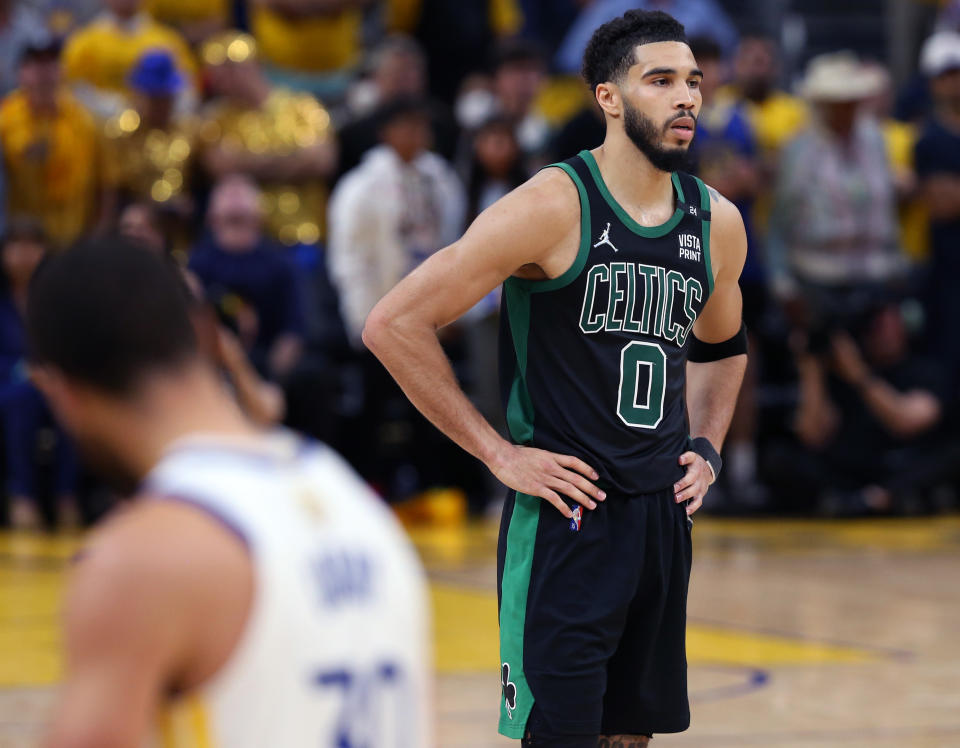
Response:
[61,0,196,119]
[199,31,337,249]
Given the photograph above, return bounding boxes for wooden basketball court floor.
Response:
[1,515,959,747]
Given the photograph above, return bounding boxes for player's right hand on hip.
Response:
[489,445,605,518]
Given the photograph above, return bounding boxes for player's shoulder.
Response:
[63,499,253,686]
[454,161,583,275]
[491,164,581,228]
[701,182,747,274]
[520,162,580,201]
[701,183,745,235]
[73,499,250,618]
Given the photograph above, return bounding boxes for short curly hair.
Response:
[581,10,688,91]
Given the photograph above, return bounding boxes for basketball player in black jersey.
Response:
[365,10,747,746]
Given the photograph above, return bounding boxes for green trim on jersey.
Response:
[509,161,592,293]
[579,149,685,238]
[693,176,714,294]
[498,492,541,737]
[504,281,535,444]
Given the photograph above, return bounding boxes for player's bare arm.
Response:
[363,168,606,518]
[675,187,748,516]
[44,501,252,748]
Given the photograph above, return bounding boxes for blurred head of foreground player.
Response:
[25,238,258,748]
[28,238,432,748]
[27,238,256,493]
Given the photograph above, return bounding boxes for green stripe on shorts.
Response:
[498,492,540,738]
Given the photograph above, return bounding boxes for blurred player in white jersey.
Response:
[27,239,431,748]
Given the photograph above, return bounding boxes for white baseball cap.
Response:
[920,31,960,77]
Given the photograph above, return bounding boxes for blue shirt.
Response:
[555,0,738,74]
[0,153,6,237]
[692,101,762,281]
[189,237,306,352]
[914,115,960,375]
[915,116,960,273]
[0,293,29,399]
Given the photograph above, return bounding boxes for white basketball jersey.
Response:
[141,432,431,748]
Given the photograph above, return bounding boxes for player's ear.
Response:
[595,81,622,119]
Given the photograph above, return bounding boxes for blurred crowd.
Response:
[2,0,960,529]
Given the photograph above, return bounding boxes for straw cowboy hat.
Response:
[799,52,885,102]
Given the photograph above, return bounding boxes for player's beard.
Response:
[623,100,695,173]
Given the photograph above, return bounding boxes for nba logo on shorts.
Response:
[569,506,583,532]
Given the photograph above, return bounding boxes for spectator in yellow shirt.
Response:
[199,31,338,247]
[144,0,229,46]
[715,32,808,234]
[718,33,808,158]
[251,0,373,99]
[0,41,110,250]
[862,62,928,262]
[62,0,196,119]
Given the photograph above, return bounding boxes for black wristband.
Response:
[687,322,748,362]
[691,437,722,483]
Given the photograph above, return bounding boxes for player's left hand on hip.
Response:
[675,451,712,515]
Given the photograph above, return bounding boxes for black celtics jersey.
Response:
[499,149,714,495]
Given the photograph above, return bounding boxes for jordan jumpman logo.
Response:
[593,222,618,252]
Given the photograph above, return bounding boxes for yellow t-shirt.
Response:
[0,90,102,249]
[145,0,229,24]
[883,118,929,260]
[62,14,196,95]
[252,6,361,73]
[200,89,334,244]
[716,86,809,157]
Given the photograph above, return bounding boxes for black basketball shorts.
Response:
[496,487,693,739]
